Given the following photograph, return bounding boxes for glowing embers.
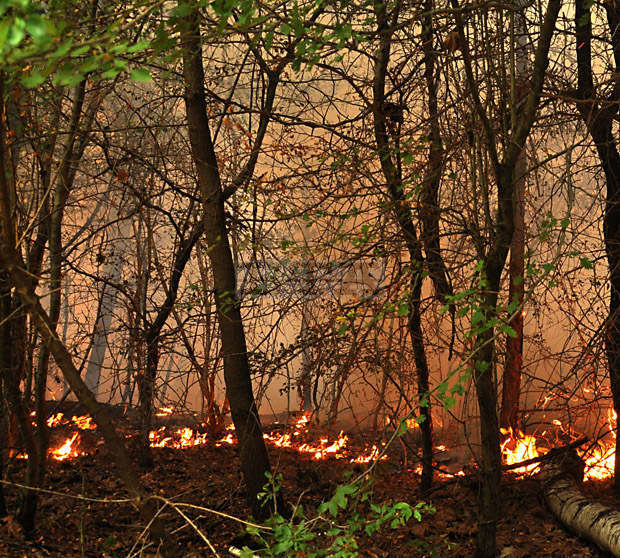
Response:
[351,444,383,464]
[149,426,208,449]
[51,432,83,461]
[72,415,95,430]
[155,406,173,417]
[45,412,96,430]
[500,428,540,475]
[298,433,349,460]
[216,413,387,464]
[215,424,236,447]
[47,413,65,428]
[579,408,616,481]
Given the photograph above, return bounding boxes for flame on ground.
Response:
[501,428,540,475]
[47,413,65,428]
[50,432,82,461]
[72,415,95,430]
[579,408,617,481]
[29,408,620,481]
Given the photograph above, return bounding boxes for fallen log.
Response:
[540,447,620,556]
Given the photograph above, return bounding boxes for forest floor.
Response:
[0,408,615,557]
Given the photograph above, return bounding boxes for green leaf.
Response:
[21,70,46,87]
[130,68,152,82]
[503,325,517,338]
[9,17,26,46]
[264,29,274,50]
[71,45,91,57]
[579,256,593,269]
[25,14,47,41]
[0,20,11,49]
[127,40,151,53]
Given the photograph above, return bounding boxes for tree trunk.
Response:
[574,0,620,497]
[84,214,133,396]
[180,11,282,520]
[0,76,171,551]
[372,0,435,492]
[0,272,10,518]
[501,2,528,432]
[137,222,203,467]
[420,0,454,347]
[451,1,561,553]
[541,449,620,556]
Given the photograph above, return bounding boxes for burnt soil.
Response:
[0,409,615,557]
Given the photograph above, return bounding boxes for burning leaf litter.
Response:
[24,408,620,480]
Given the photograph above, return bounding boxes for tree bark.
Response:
[451,1,561,554]
[137,221,203,467]
[0,75,171,551]
[373,0,435,492]
[420,0,455,353]
[574,0,620,497]
[180,10,283,519]
[501,1,528,432]
[541,449,620,556]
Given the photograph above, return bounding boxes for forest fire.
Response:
[38,411,390,466]
[501,428,540,474]
[50,432,82,461]
[31,409,620,483]
[499,409,618,481]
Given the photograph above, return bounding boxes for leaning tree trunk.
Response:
[541,449,620,556]
[0,74,172,551]
[180,10,283,520]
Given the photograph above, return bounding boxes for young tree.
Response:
[450,0,561,554]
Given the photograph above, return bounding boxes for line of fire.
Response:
[2,0,620,556]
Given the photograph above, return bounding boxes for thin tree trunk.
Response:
[501,2,528,432]
[137,222,203,466]
[574,0,620,496]
[373,0,434,491]
[451,1,561,553]
[420,0,455,349]
[180,11,283,519]
[0,272,10,518]
[0,73,173,545]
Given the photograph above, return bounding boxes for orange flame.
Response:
[580,408,616,481]
[500,428,540,474]
[47,413,65,428]
[72,415,95,430]
[51,433,81,461]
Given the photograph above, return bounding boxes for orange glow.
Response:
[299,433,349,460]
[155,406,173,417]
[47,413,65,428]
[51,433,82,461]
[72,415,96,430]
[26,407,620,483]
[579,408,616,481]
[150,426,208,448]
[500,428,540,474]
[351,444,387,464]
